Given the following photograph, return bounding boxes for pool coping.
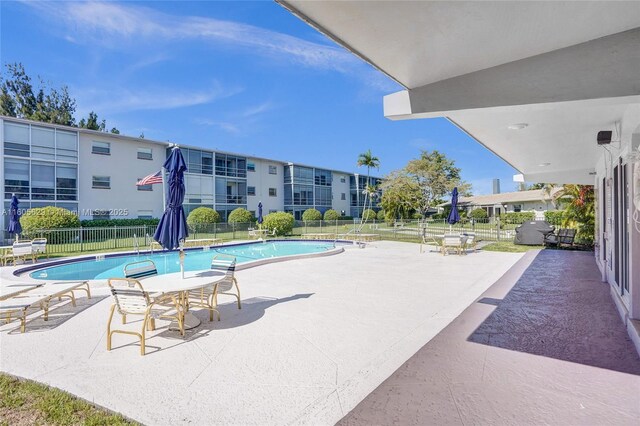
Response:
[11,239,347,282]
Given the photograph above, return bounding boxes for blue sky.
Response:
[1,1,518,195]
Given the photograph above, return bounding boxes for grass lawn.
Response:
[481,241,544,253]
[0,373,136,426]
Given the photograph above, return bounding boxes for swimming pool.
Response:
[28,241,340,281]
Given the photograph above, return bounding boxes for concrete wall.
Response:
[331,171,351,215]
[78,133,165,220]
[246,158,285,214]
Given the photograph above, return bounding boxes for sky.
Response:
[1,0,519,195]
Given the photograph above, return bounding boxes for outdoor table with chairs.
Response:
[0,238,48,266]
[421,233,478,255]
[107,254,242,355]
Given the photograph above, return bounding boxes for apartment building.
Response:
[0,116,380,227]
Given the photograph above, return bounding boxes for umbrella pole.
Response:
[161,167,167,211]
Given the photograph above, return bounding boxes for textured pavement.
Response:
[0,241,522,425]
[339,250,640,425]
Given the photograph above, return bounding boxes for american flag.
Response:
[136,171,163,186]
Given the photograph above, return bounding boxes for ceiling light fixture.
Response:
[538,162,551,167]
[508,123,528,130]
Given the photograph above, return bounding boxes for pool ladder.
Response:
[133,234,140,255]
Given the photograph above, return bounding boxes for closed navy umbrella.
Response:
[446,187,460,231]
[154,147,189,249]
[257,202,263,226]
[7,194,22,240]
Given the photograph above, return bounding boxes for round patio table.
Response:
[140,270,226,331]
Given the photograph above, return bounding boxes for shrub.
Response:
[469,208,488,219]
[21,206,80,243]
[376,210,385,221]
[362,209,376,221]
[411,212,422,219]
[544,210,565,226]
[187,207,220,231]
[323,209,340,221]
[302,208,322,221]
[499,211,536,224]
[262,212,294,236]
[80,218,160,227]
[228,208,253,224]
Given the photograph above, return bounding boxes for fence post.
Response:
[113,226,117,249]
[496,216,501,241]
[80,227,83,252]
[335,219,338,235]
[214,223,217,238]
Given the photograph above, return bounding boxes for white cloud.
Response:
[242,101,274,118]
[23,1,359,73]
[74,82,243,116]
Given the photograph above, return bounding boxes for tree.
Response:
[357,149,380,189]
[0,63,76,125]
[323,209,340,220]
[302,208,322,221]
[405,150,471,216]
[79,111,106,131]
[552,184,595,243]
[187,207,221,231]
[227,208,253,224]
[380,171,422,221]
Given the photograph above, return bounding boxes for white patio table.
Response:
[140,270,226,331]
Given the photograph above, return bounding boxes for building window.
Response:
[91,141,110,155]
[268,165,277,175]
[31,162,55,200]
[92,210,110,220]
[513,204,522,212]
[315,187,332,206]
[269,188,277,197]
[3,122,30,157]
[249,211,256,217]
[340,177,346,183]
[269,209,277,214]
[215,153,246,178]
[137,178,153,191]
[247,186,256,196]
[314,169,332,186]
[247,162,256,172]
[56,164,77,200]
[137,147,153,160]
[92,176,110,189]
[4,158,29,199]
[341,193,346,200]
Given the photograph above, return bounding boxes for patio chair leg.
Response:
[234,279,241,309]
[122,314,126,324]
[140,318,147,356]
[147,318,156,331]
[107,304,116,351]
[20,310,27,333]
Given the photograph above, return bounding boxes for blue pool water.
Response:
[29,241,336,281]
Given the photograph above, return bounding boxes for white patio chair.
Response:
[32,238,48,259]
[463,233,478,252]
[188,254,240,322]
[5,241,36,265]
[441,234,464,256]
[107,278,183,356]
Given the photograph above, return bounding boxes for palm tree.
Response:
[357,150,380,218]
[552,184,595,243]
[357,149,380,188]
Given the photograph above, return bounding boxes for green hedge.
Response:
[228,208,254,224]
[80,218,160,227]
[544,210,565,226]
[22,207,80,243]
[302,208,322,221]
[469,208,488,219]
[376,210,385,221]
[187,207,221,232]
[362,209,376,221]
[323,209,340,221]
[262,212,294,236]
[499,212,536,224]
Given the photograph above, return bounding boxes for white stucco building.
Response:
[278,1,640,353]
[0,115,379,227]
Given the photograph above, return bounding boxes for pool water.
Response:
[29,241,336,281]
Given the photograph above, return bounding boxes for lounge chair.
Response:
[3,241,36,265]
[188,254,240,322]
[32,238,48,259]
[106,278,183,356]
[544,228,576,248]
[442,234,465,256]
[462,233,478,252]
[0,281,91,333]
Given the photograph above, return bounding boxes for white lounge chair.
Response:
[441,234,465,256]
[0,281,91,333]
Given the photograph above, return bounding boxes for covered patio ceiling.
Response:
[279,1,640,184]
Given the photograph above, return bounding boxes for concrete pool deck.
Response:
[0,241,522,425]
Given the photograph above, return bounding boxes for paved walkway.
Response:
[339,250,640,425]
[0,241,522,425]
